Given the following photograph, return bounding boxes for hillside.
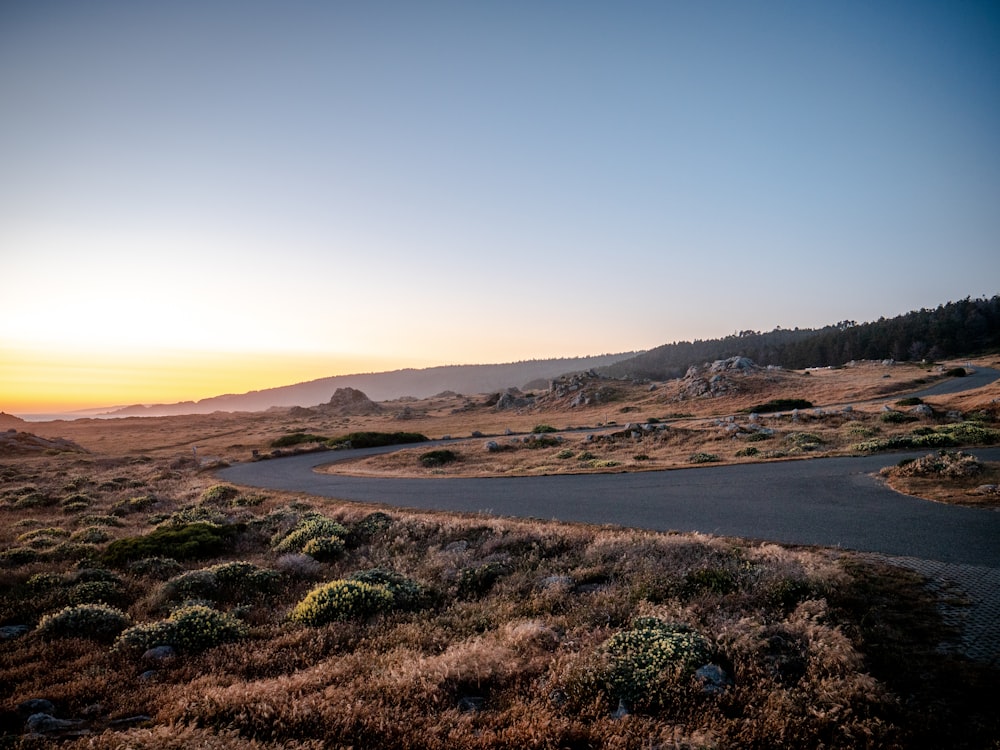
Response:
[603,296,1000,380]
[102,353,638,417]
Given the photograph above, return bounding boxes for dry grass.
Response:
[1,358,999,747]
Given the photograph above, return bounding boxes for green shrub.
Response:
[300,535,346,561]
[896,397,923,406]
[37,604,131,643]
[527,435,561,448]
[347,512,393,546]
[0,547,40,566]
[744,399,813,414]
[163,561,280,604]
[115,604,247,654]
[556,449,575,459]
[162,504,229,527]
[744,432,773,442]
[14,493,55,509]
[577,451,596,461]
[67,579,127,606]
[601,618,712,710]
[735,447,759,458]
[945,367,967,378]
[200,485,240,504]
[350,569,427,610]
[688,453,720,464]
[587,459,621,468]
[457,561,512,599]
[786,432,824,450]
[272,517,348,557]
[881,410,918,424]
[16,527,70,543]
[289,580,393,626]
[633,454,651,461]
[129,557,184,580]
[71,526,112,544]
[419,449,458,467]
[270,432,328,448]
[683,567,740,596]
[532,424,558,434]
[327,432,428,450]
[78,514,124,528]
[111,495,157,516]
[102,522,240,567]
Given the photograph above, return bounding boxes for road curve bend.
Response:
[219,445,1000,567]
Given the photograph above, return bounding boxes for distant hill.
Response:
[603,296,1000,380]
[103,353,639,417]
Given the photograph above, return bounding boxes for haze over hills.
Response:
[100,353,639,417]
[73,295,1000,419]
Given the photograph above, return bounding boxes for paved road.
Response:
[219,445,1000,567]
[904,365,999,398]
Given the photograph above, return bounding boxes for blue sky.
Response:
[2,1,999,409]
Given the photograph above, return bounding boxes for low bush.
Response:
[945,367,967,377]
[556,449,575,459]
[896,397,923,406]
[270,432,328,449]
[419,449,458,467]
[347,512,393,547]
[289,580,393,625]
[162,561,280,604]
[272,516,348,560]
[744,399,813,414]
[457,561,512,599]
[735,446,759,458]
[200,484,241,504]
[349,568,427,610]
[102,522,241,566]
[527,435,560,448]
[327,432,428,450]
[744,432,773,442]
[115,604,248,654]
[532,424,558,433]
[36,604,131,643]
[688,453,720,464]
[881,410,918,424]
[600,618,712,711]
[128,557,184,580]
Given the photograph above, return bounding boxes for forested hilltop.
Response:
[603,296,1000,380]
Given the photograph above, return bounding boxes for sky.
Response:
[2,1,999,414]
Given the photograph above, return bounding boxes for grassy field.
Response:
[1,358,999,748]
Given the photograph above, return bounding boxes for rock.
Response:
[947,410,963,420]
[0,625,30,640]
[314,388,382,417]
[911,404,934,417]
[17,700,55,717]
[444,540,469,552]
[138,670,160,682]
[457,696,485,713]
[974,484,999,495]
[471,430,484,438]
[108,715,152,728]
[538,575,574,591]
[25,713,84,735]
[484,441,500,452]
[142,645,176,662]
[611,698,630,719]
[695,664,733,695]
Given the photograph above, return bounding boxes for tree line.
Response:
[602,296,1000,380]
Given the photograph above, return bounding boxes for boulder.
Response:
[315,388,382,416]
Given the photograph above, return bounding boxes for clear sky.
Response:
[2,1,999,413]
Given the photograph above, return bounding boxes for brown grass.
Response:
[1,358,998,747]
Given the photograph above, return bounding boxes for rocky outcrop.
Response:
[0,430,87,456]
[314,388,382,416]
[678,357,760,399]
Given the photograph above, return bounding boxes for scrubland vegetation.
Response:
[2,357,999,747]
[1,447,999,749]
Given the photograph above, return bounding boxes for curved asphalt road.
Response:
[218,367,1000,567]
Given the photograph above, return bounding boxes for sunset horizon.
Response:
[3,2,998,417]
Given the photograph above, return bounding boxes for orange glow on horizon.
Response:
[0,345,433,414]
